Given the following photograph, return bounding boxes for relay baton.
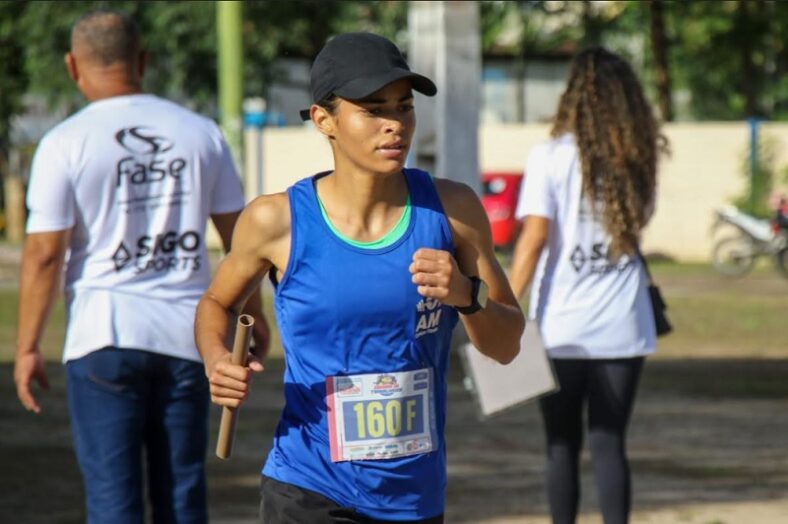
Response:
[216,314,254,459]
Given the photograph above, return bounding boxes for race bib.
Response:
[326,368,436,462]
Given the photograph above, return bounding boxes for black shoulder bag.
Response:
[636,247,673,337]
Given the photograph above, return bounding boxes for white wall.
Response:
[243,122,788,261]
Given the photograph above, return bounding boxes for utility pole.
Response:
[408,1,481,194]
[217,1,244,170]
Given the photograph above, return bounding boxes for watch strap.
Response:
[455,276,482,315]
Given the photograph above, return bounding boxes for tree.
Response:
[243,1,406,100]
[17,1,217,112]
[0,1,29,239]
[0,1,29,163]
[6,1,409,117]
[649,0,673,121]
[667,0,786,120]
[3,0,788,133]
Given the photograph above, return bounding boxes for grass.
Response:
[641,359,788,398]
[0,290,67,362]
[656,293,787,357]
[649,263,788,358]
[1,262,786,363]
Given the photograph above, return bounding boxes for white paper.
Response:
[460,321,558,418]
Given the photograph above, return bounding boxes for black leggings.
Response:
[539,357,644,524]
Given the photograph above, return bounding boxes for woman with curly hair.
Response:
[508,47,667,524]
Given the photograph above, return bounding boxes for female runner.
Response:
[195,32,524,523]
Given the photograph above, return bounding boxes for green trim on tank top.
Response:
[316,193,412,249]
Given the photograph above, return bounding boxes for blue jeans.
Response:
[66,347,209,524]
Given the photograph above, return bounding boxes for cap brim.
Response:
[336,68,437,100]
[300,68,437,121]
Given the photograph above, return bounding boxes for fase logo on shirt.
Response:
[112,230,202,274]
[114,127,187,187]
[116,126,174,154]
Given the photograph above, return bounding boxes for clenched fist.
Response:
[409,248,472,308]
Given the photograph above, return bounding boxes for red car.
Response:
[481,172,524,249]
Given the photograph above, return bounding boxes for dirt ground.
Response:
[1,244,787,523]
[1,356,787,524]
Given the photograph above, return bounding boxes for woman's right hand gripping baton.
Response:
[210,314,264,459]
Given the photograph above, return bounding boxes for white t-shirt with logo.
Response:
[26,94,245,363]
[515,133,655,359]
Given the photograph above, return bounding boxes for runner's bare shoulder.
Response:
[234,192,291,264]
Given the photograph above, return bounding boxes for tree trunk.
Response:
[581,1,602,47]
[649,0,673,121]
[3,150,26,244]
[738,0,759,117]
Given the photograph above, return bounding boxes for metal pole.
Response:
[408,1,481,194]
[747,117,760,211]
[217,1,244,171]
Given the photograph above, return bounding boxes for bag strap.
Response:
[634,243,655,285]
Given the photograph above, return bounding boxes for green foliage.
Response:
[1,0,786,141]
[2,0,408,119]
[243,1,406,104]
[16,1,218,112]
[733,132,788,218]
[732,131,784,218]
[666,1,783,120]
[479,1,591,57]
[669,3,742,119]
[478,0,788,121]
[478,1,646,57]
[0,1,29,156]
[142,2,218,110]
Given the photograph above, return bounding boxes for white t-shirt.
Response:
[515,134,655,359]
[26,94,244,363]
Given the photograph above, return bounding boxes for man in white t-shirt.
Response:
[13,10,268,523]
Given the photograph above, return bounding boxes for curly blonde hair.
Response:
[552,47,668,257]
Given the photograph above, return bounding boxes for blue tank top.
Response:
[262,168,459,520]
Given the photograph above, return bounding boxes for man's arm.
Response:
[508,216,550,300]
[411,180,525,364]
[196,193,289,408]
[14,230,71,413]
[211,210,271,357]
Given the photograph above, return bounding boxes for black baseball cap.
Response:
[299,32,437,121]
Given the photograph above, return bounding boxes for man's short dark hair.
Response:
[71,9,141,65]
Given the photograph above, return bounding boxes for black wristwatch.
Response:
[454,276,489,315]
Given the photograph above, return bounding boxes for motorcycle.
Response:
[711,206,788,278]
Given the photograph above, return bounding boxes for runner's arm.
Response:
[14,230,71,413]
[420,180,525,364]
[211,210,271,357]
[196,194,289,407]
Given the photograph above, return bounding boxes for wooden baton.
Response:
[216,314,254,459]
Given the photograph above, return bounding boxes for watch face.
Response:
[477,280,489,309]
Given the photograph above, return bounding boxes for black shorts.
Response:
[259,475,444,524]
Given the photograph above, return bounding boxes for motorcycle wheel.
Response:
[712,236,758,277]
